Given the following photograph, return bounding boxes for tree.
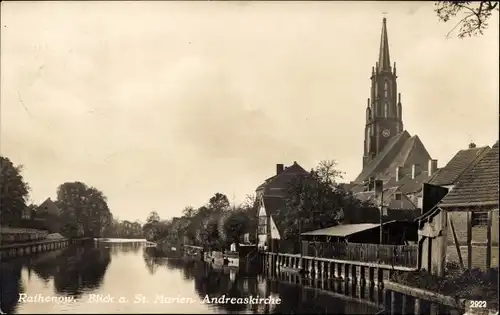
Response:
[56,182,112,238]
[146,211,161,224]
[275,160,371,239]
[241,194,257,209]
[182,206,196,219]
[435,1,499,38]
[184,206,209,245]
[198,213,223,250]
[315,160,344,188]
[222,208,252,247]
[208,193,230,212]
[0,156,30,224]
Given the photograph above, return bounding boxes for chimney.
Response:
[276,164,284,175]
[469,142,476,149]
[396,166,403,181]
[428,159,438,177]
[412,164,420,179]
[368,177,375,191]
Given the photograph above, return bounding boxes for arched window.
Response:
[384,103,389,117]
[384,81,389,98]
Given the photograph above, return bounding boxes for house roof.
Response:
[439,141,499,208]
[429,145,490,187]
[354,131,432,183]
[38,198,60,215]
[301,223,380,237]
[256,161,308,193]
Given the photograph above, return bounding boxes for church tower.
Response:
[363,18,404,168]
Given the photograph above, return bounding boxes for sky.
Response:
[1,1,498,222]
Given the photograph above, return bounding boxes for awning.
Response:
[301,223,380,237]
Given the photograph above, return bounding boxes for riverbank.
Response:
[389,266,499,311]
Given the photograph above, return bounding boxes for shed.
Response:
[301,220,417,245]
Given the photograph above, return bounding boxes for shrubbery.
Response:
[390,264,498,309]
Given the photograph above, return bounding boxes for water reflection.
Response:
[0,259,24,314]
[146,249,381,314]
[2,242,382,314]
[0,241,144,314]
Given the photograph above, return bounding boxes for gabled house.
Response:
[33,198,62,233]
[255,162,308,249]
[36,198,61,217]
[256,161,308,199]
[436,141,499,270]
[257,196,284,249]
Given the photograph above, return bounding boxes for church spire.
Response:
[378,17,391,72]
[363,17,402,168]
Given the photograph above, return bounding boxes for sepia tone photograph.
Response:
[0,1,498,314]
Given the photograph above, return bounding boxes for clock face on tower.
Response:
[382,129,391,138]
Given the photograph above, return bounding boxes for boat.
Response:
[204,244,258,268]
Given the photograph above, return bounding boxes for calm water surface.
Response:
[0,240,381,314]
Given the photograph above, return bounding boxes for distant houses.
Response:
[18,198,63,233]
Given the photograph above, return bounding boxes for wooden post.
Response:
[360,265,366,286]
[448,215,465,270]
[467,211,472,270]
[382,289,388,313]
[380,190,384,245]
[390,291,397,315]
[486,210,492,269]
[401,294,407,314]
[414,298,421,315]
[441,210,448,275]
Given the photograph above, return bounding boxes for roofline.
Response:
[301,221,401,237]
[439,200,498,208]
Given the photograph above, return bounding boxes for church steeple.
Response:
[378,18,391,73]
[363,17,404,168]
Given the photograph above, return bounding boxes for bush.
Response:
[390,267,499,310]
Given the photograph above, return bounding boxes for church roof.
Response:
[354,130,432,183]
[439,141,499,208]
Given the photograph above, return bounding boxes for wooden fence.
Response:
[0,227,49,245]
[269,239,418,268]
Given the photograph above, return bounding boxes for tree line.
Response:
[142,160,375,251]
[0,155,142,239]
[142,192,257,251]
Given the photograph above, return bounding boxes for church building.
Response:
[350,18,436,215]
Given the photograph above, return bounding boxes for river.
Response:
[0,239,382,314]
